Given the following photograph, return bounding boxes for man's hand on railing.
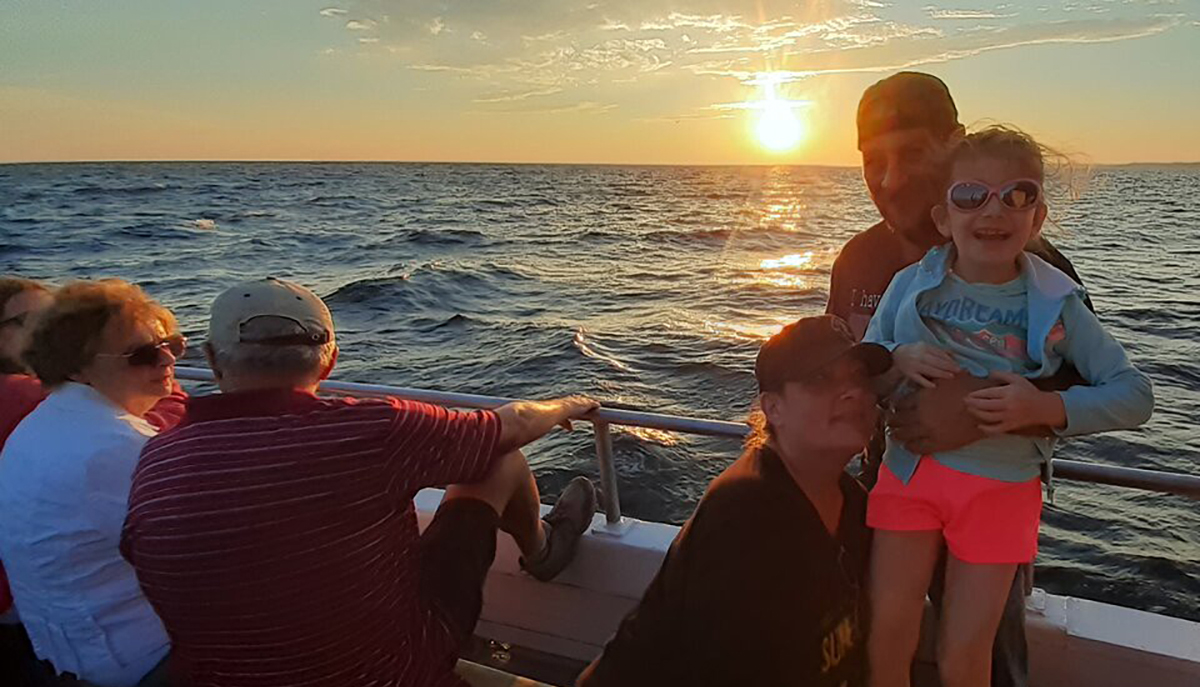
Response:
[496,396,601,453]
[556,395,602,432]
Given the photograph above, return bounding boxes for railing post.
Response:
[592,420,623,527]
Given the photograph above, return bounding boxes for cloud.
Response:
[473,87,563,103]
[524,101,618,115]
[687,15,1181,82]
[319,8,347,18]
[474,100,619,115]
[327,0,1189,120]
[925,7,1019,20]
[706,99,813,111]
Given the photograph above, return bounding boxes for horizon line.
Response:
[3,158,1199,168]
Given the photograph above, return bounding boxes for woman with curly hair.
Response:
[0,279,186,687]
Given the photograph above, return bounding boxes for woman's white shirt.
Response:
[0,382,169,687]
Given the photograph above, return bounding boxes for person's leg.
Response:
[420,497,500,652]
[932,551,1029,687]
[936,557,1018,687]
[941,470,1042,687]
[990,564,1030,687]
[868,530,943,687]
[444,449,547,558]
[443,449,597,582]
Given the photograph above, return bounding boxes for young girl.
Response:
[862,126,1154,687]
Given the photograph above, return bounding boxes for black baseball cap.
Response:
[755,315,891,393]
[857,72,961,149]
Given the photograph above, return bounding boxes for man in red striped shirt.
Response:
[121,278,600,687]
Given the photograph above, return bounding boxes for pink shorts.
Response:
[867,458,1042,565]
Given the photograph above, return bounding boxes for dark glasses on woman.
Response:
[96,334,186,367]
[947,179,1042,212]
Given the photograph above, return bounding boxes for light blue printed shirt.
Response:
[918,272,1047,377]
[864,245,1154,486]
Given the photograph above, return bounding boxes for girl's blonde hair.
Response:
[948,124,1088,236]
[949,124,1052,183]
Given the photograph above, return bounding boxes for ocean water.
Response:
[2,162,1197,621]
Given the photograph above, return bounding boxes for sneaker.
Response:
[520,477,597,582]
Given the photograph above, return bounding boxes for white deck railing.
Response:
[172,366,1200,527]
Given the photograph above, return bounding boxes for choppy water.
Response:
[2,162,1197,621]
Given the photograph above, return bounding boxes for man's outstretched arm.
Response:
[495,396,600,454]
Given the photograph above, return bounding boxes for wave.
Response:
[428,313,476,330]
[305,194,374,207]
[325,276,410,305]
[325,262,539,313]
[73,184,174,197]
[573,327,634,373]
[390,227,489,247]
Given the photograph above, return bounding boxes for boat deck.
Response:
[458,660,553,687]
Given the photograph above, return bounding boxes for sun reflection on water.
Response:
[759,251,813,270]
[701,316,797,342]
[614,425,682,446]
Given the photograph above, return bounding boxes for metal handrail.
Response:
[171,366,1200,527]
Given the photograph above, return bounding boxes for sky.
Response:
[1,0,1198,165]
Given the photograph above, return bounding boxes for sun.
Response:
[747,75,809,154]
[756,101,804,153]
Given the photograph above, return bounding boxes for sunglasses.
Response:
[947,179,1042,212]
[95,334,186,367]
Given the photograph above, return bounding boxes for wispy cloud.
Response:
[327,0,1191,121]
[925,7,1019,20]
[473,87,563,104]
[474,100,619,115]
[707,99,813,111]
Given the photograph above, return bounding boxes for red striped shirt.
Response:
[121,389,501,687]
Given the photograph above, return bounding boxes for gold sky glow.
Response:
[0,2,1197,164]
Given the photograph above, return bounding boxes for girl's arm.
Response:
[864,265,959,390]
[965,297,1153,435]
[861,264,913,351]
[1052,296,1154,436]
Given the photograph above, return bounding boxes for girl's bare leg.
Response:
[937,555,1018,687]
[868,529,943,687]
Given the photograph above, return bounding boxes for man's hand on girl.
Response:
[892,343,961,389]
[965,371,1067,434]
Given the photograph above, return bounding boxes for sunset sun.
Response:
[748,76,809,154]
[756,101,804,152]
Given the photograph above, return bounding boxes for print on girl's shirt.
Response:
[916,274,1038,376]
[925,319,1029,363]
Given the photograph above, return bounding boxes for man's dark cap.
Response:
[755,315,892,393]
[857,72,960,149]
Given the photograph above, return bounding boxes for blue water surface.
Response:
[2,162,1197,620]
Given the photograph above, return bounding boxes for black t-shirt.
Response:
[826,222,1090,339]
[581,447,871,687]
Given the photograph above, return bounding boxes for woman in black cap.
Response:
[577,314,891,687]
